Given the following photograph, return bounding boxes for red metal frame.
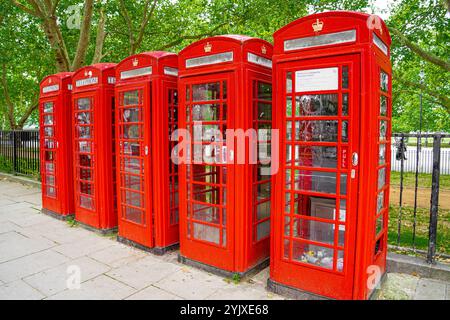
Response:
[71,63,118,231]
[270,11,392,299]
[39,73,75,217]
[178,35,273,274]
[114,52,179,251]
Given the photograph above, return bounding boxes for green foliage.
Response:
[388,0,450,133]
[0,0,448,132]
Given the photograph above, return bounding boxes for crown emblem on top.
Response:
[49,79,52,84]
[261,45,267,54]
[204,42,212,53]
[312,19,324,32]
[132,58,139,67]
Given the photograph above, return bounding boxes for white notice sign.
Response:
[295,67,338,93]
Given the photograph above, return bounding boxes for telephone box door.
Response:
[41,98,60,211]
[73,93,98,227]
[180,73,235,271]
[116,83,153,248]
[274,54,360,299]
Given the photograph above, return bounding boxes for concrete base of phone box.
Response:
[117,236,179,256]
[75,220,118,235]
[267,272,387,300]
[178,254,270,279]
[41,208,74,221]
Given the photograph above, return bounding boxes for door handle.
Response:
[144,145,149,156]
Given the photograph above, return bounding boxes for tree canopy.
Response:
[0,0,448,132]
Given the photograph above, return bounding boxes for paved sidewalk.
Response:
[0,179,448,300]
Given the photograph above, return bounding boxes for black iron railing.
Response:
[0,130,40,178]
[391,133,450,263]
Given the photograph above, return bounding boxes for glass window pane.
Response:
[299,121,338,142]
[45,186,56,198]
[256,220,270,241]
[79,196,93,210]
[292,241,334,270]
[124,190,143,207]
[342,93,349,116]
[76,112,91,124]
[257,82,272,100]
[77,126,92,139]
[121,108,140,123]
[294,170,337,194]
[342,120,349,142]
[297,94,338,116]
[123,90,140,106]
[257,103,271,120]
[257,201,271,220]
[77,98,91,110]
[377,191,385,213]
[124,206,143,224]
[379,144,386,165]
[380,95,387,116]
[44,115,54,125]
[286,97,292,117]
[380,72,389,92]
[380,120,387,140]
[192,104,220,121]
[44,102,54,113]
[378,167,386,190]
[286,121,292,140]
[193,222,220,245]
[337,250,344,272]
[286,72,292,94]
[340,174,347,195]
[309,196,336,221]
[285,193,291,214]
[257,182,271,200]
[376,214,384,236]
[294,218,335,245]
[192,82,220,101]
[79,182,93,195]
[44,127,54,137]
[296,146,337,168]
[342,66,349,89]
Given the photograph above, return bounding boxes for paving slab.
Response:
[206,282,285,300]
[88,243,147,268]
[0,221,20,234]
[379,273,419,300]
[126,285,183,300]
[46,275,136,300]
[0,234,57,264]
[155,266,229,300]
[106,256,180,290]
[414,278,447,300]
[23,256,111,297]
[0,249,69,283]
[52,236,116,259]
[0,280,45,300]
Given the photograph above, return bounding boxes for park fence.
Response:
[0,130,40,177]
[0,130,448,263]
[391,133,449,263]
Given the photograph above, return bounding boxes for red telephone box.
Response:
[39,73,75,219]
[269,12,392,300]
[178,35,274,276]
[114,52,179,254]
[72,63,118,233]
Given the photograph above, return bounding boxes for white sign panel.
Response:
[247,53,272,69]
[76,77,98,87]
[42,85,60,93]
[295,67,338,93]
[120,67,152,79]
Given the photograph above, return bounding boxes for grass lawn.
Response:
[390,172,450,189]
[388,205,450,255]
